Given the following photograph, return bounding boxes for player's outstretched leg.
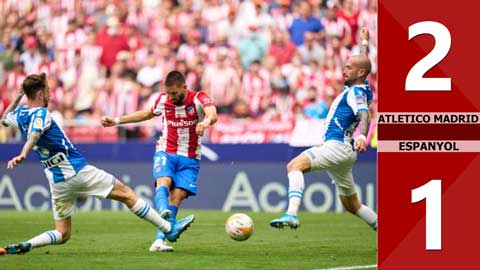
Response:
[149,208,174,252]
[4,242,32,254]
[270,171,304,229]
[107,180,171,233]
[153,185,171,220]
[270,155,309,229]
[165,214,195,242]
[340,193,377,231]
[149,232,174,252]
[150,184,174,252]
[164,189,194,242]
[3,218,70,255]
[269,213,300,229]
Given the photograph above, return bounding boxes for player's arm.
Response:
[354,110,370,153]
[1,88,24,127]
[359,27,370,56]
[196,105,218,136]
[101,109,155,127]
[7,131,41,169]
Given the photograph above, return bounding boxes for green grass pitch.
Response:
[0,210,376,270]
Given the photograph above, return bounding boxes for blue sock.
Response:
[156,230,166,240]
[153,186,169,212]
[167,205,178,222]
[153,186,169,240]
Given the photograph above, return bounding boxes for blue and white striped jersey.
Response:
[322,82,373,144]
[4,106,87,183]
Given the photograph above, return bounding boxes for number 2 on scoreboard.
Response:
[406,21,451,91]
[411,180,442,250]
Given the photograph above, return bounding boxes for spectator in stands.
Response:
[192,11,209,45]
[96,16,129,71]
[289,1,325,46]
[0,30,16,72]
[137,52,163,88]
[116,72,141,139]
[269,78,296,120]
[303,86,329,119]
[238,23,268,69]
[93,78,117,118]
[280,52,305,92]
[177,30,207,69]
[268,29,296,66]
[155,44,175,78]
[47,76,64,108]
[323,55,344,91]
[251,0,275,44]
[60,50,81,96]
[202,47,240,114]
[202,0,229,44]
[338,0,360,47]
[326,34,350,71]
[36,48,56,76]
[19,36,41,73]
[216,5,242,47]
[297,31,325,65]
[241,60,271,116]
[186,60,205,92]
[80,31,103,71]
[36,27,55,61]
[322,1,352,47]
[232,99,252,119]
[5,61,27,102]
[269,0,294,32]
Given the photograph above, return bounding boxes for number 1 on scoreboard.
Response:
[411,180,442,250]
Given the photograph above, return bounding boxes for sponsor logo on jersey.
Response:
[166,119,198,127]
[33,118,43,129]
[41,152,66,169]
[39,148,50,158]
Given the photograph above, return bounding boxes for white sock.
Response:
[286,171,305,216]
[356,204,377,230]
[27,230,63,249]
[130,198,171,233]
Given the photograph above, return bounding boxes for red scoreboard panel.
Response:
[378,0,480,269]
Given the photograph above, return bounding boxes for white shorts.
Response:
[49,165,116,220]
[303,140,357,196]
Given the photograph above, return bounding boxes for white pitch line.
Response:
[313,264,377,270]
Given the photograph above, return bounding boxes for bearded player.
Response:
[101,70,217,252]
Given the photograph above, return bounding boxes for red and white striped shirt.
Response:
[151,90,214,160]
[241,70,271,114]
[5,71,26,103]
[321,17,351,41]
[35,60,57,76]
[5,71,26,92]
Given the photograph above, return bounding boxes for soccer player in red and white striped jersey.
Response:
[101,71,217,252]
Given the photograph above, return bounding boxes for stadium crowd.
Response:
[0,0,377,144]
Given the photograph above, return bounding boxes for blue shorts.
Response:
[152,151,200,196]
